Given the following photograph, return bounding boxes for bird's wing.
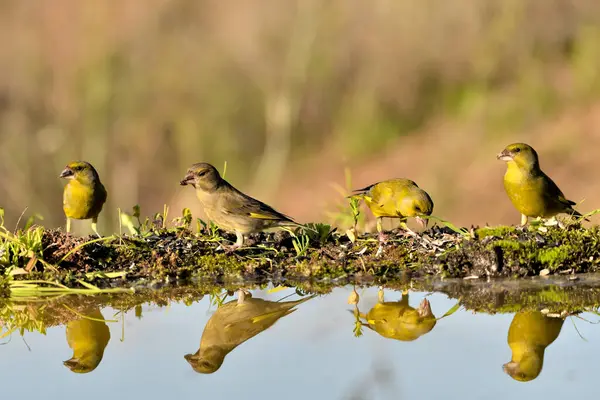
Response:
[219,183,295,222]
[543,174,576,207]
[98,183,108,206]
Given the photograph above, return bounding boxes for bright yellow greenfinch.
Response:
[357,291,436,342]
[497,143,583,225]
[352,179,434,241]
[184,290,315,374]
[180,163,301,248]
[63,308,111,374]
[503,311,564,382]
[60,161,107,236]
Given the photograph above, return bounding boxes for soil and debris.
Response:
[2,223,600,290]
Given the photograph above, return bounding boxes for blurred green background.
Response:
[2,0,600,234]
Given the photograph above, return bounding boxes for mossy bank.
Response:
[2,221,600,291]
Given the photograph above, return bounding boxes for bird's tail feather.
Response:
[570,208,590,222]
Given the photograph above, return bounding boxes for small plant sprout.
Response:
[173,208,193,229]
[352,306,364,338]
[282,228,311,258]
[304,223,335,245]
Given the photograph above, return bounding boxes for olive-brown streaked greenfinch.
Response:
[352,178,434,241]
[180,162,301,249]
[497,143,583,225]
[184,290,316,374]
[63,308,111,374]
[503,311,565,382]
[60,161,107,236]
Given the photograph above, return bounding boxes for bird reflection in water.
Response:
[354,288,437,342]
[63,307,111,374]
[185,289,315,374]
[503,311,566,382]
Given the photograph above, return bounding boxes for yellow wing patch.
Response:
[251,309,295,324]
[249,212,277,220]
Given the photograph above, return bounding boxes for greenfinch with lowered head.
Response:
[497,143,583,225]
[180,163,302,248]
[356,290,436,342]
[503,311,565,382]
[59,161,107,236]
[352,179,434,241]
[184,290,315,374]
[63,307,111,374]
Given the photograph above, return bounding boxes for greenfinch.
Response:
[352,179,434,241]
[180,163,301,248]
[59,161,107,236]
[184,290,315,374]
[497,143,583,225]
[63,308,111,374]
[357,290,436,342]
[503,311,564,382]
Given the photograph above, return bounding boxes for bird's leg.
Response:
[376,217,387,243]
[375,218,386,257]
[237,289,246,305]
[520,214,528,226]
[377,286,385,303]
[65,218,71,235]
[235,231,244,248]
[399,220,418,238]
[91,218,101,238]
[224,232,244,253]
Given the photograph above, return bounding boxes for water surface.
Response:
[1,286,597,400]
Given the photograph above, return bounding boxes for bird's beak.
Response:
[59,167,74,179]
[63,358,79,369]
[502,361,518,375]
[180,173,194,186]
[496,149,513,161]
[417,298,433,317]
[415,216,428,229]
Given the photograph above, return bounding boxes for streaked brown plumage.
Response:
[180,163,301,248]
[184,290,315,373]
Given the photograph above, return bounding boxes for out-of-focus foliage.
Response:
[1,0,600,231]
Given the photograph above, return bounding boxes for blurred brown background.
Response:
[2,0,600,234]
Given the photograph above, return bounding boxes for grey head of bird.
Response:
[59,161,101,185]
[497,143,540,171]
[180,162,222,192]
[184,346,226,374]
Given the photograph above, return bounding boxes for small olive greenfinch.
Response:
[497,143,583,225]
[63,308,111,374]
[180,162,301,249]
[503,311,564,382]
[60,161,107,236]
[356,291,437,342]
[352,178,434,242]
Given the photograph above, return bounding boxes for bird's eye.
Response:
[514,148,521,153]
[198,170,208,177]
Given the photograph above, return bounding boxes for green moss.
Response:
[490,239,523,251]
[535,246,574,270]
[475,226,520,239]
